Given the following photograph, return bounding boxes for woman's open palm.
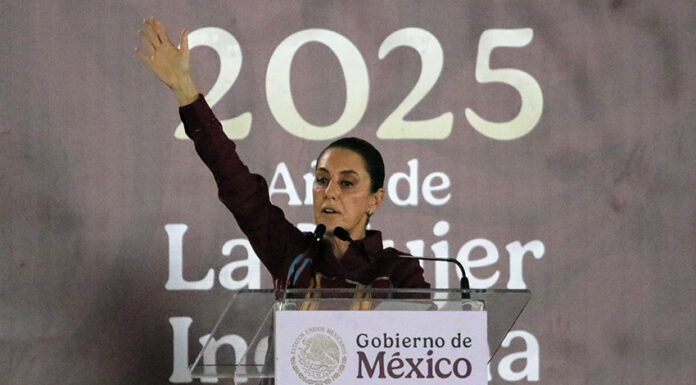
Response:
[136,17,190,89]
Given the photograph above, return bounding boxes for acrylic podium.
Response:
[189,288,530,383]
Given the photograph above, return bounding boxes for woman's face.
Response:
[313,148,384,241]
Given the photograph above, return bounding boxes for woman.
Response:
[136,17,429,290]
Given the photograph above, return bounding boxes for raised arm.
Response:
[136,17,199,106]
[135,18,308,283]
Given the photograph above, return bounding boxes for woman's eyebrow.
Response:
[316,167,359,176]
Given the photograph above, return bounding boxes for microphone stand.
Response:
[333,227,471,299]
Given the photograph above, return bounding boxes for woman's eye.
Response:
[315,177,328,185]
[340,180,354,188]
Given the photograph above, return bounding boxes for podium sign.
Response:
[275,311,487,385]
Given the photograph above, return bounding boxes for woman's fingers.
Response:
[152,17,171,46]
[143,19,161,47]
[138,30,155,54]
[134,47,151,64]
[180,29,189,55]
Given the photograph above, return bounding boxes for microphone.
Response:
[333,226,353,242]
[313,224,327,241]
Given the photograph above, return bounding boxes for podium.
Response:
[190,288,530,383]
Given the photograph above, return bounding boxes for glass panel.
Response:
[189,289,276,379]
[189,288,530,381]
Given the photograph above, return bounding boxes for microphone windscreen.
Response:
[333,227,352,242]
[314,224,326,239]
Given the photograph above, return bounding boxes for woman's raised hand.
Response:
[136,17,199,106]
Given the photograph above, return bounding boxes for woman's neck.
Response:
[329,237,350,260]
[328,231,364,260]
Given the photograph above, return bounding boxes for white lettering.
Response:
[405,239,423,267]
[506,240,545,289]
[254,337,270,370]
[422,172,451,205]
[165,224,214,290]
[498,330,540,381]
[430,221,450,308]
[431,221,450,289]
[456,238,500,289]
[220,239,261,290]
[387,158,419,206]
[266,159,450,207]
[303,160,317,205]
[198,334,248,383]
[297,222,315,233]
[269,162,302,206]
[405,239,424,257]
[169,317,193,383]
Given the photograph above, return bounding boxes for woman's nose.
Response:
[325,180,339,199]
